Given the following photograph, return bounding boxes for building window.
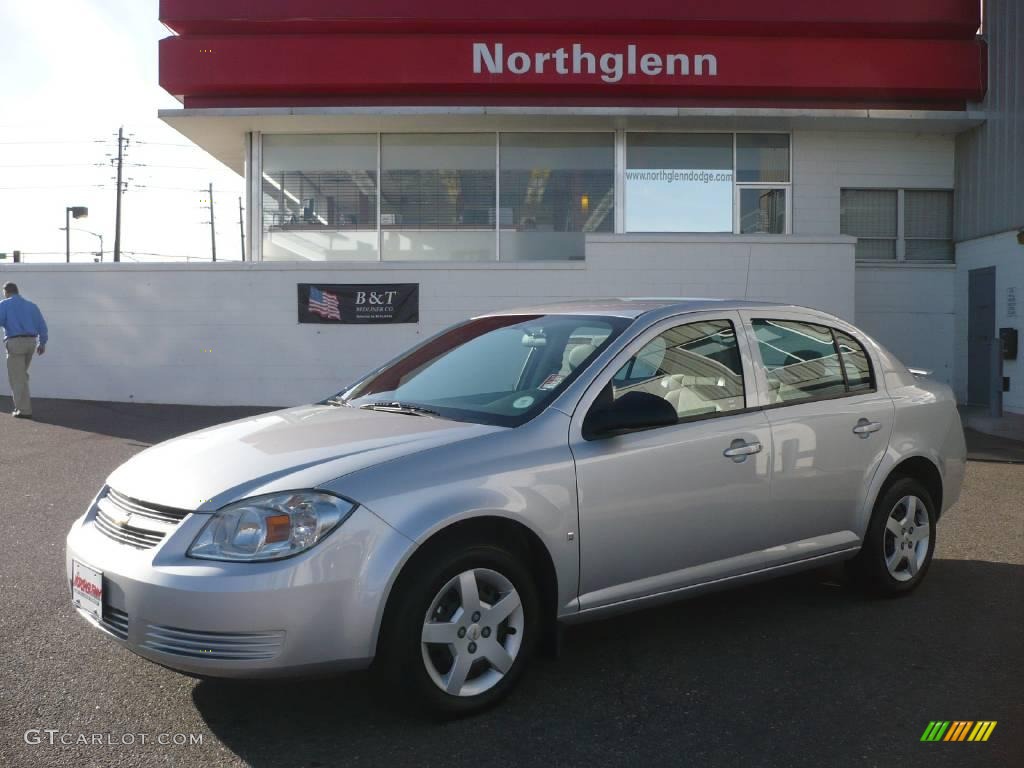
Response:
[736,134,790,184]
[841,188,953,263]
[904,190,954,262]
[257,131,794,262]
[499,133,614,261]
[380,134,497,261]
[739,188,787,234]
[625,133,734,232]
[261,134,379,261]
[625,133,790,234]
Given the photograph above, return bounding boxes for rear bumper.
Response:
[941,415,968,515]
[64,502,414,679]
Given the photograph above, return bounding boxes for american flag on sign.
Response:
[309,287,341,320]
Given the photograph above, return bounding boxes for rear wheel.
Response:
[848,477,936,595]
[378,542,540,717]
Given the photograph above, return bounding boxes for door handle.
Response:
[724,439,762,462]
[853,419,883,438]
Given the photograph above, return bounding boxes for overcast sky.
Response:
[0,0,244,263]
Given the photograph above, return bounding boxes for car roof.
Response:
[479,297,797,320]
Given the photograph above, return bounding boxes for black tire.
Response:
[847,477,937,596]
[377,540,541,718]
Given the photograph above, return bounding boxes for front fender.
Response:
[321,409,580,628]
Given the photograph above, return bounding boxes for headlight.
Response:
[187,491,355,562]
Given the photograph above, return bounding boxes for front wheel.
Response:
[848,477,937,596]
[378,543,540,718]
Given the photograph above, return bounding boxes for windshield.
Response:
[341,314,629,426]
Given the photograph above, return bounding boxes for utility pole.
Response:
[238,196,246,261]
[207,183,217,262]
[112,126,127,263]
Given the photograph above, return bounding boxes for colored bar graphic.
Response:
[921,721,996,742]
[921,721,951,741]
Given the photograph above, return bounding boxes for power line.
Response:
[0,139,106,145]
[132,140,203,149]
[0,163,108,168]
[0,184,107,190]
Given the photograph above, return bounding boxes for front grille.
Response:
[101,606,129,640]
[92,489,188,550]
[106,488,189,524]
[141,624,285,661]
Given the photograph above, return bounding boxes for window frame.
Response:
[841,187,954,264]
[745,317,879,409]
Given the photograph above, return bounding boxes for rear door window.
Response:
[751,319,847,403]
[833,329,875,392]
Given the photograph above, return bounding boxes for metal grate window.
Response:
[840,189,897,260]
[841,188,953,263]
[904,190,954,262]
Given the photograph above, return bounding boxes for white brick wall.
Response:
[1,234,855,407]
[855,265,956,385]
[954,231,1024,414]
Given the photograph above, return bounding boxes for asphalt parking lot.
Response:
[1,398,1021,768]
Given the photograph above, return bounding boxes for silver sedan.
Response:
[66,299,966,716]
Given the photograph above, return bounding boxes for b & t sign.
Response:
[298,283,419,324]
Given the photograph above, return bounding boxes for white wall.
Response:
[793,130,955,235]
[795,130,958,386]
[954,231,1024,414]
[0,234,855,406]
[855,265,956,385]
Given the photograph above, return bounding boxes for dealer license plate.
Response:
[72,560,103,622]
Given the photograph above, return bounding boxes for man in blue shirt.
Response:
[0,282,48,419]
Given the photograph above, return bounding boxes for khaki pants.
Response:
[5,337,37,415]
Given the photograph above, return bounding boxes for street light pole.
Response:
[64,206,89,262]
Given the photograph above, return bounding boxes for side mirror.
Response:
[584,391,677,439]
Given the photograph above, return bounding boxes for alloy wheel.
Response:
[882,495,930,582]
[420,568,525,697]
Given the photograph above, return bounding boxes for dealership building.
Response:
[2,1,1021,414]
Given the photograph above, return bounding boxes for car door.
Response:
[739,311,894,565]
[569,311,774,611]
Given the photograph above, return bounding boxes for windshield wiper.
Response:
[358,401,440,417]
[324,396,349,407]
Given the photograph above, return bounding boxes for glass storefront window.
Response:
[262,134,379,261]
[499,133,614,261]
[739,189,787,234]
[625,134,734,233]
[257,131,794,261]
[380,134,496,261]
[736,134,790,183]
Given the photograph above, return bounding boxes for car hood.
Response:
[106,404,503,511]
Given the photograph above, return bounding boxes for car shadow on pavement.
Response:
[0,396,274,445]
[191,558,1023,768]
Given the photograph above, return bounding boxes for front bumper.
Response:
[65,499,413,678]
